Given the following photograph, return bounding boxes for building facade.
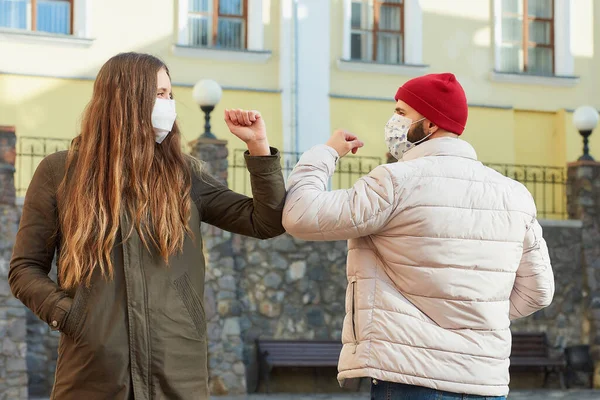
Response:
[1,0,599,219]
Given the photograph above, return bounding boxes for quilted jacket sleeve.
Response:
[282,144,397,241]
[509,218,555,320]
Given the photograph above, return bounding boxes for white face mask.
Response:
[152,98,177,144]
[384,114,432,160]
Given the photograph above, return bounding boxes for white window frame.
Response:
[339,0,427,76]
[0,0,93,46]
[177,0,264,51]
[491,0,578,86]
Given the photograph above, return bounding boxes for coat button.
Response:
[372,379,378,385]
[51,320,57,327]
[132,301,138,307]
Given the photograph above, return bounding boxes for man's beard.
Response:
[407,120,429,144]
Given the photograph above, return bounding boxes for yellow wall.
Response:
[513,110,561,167]
[329,98,575,167]
[329,0,600,114]
[0,74,283,150]
[0,73,283,196]
[0,0,282,91]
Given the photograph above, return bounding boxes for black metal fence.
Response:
[13,138,568,220]
[230,149,568,220]
[484,163,567,220]
[229,149,383,196]
[16,136,72,197]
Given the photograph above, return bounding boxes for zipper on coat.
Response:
[139,239,153,397]
[351,279,359,354]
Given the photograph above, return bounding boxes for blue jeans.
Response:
[370,380,506,400]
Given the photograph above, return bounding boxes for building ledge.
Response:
[0,28,94,47]
[490,71,580,88]
[337,59,430,76]
[539,219,582,228]
[172,45,272,63]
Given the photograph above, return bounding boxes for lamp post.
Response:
[192,79,223,140]
[573,105,600,161]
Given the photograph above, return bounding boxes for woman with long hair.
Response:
[9,52,286,399]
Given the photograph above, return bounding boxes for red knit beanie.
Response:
[394,73,468,135]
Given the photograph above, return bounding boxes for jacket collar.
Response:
[402,137,478,162]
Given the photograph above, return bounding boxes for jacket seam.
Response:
[45,157,57,193]
[353,306,509,331]
[400,171,527,187]
[342,367,508,387]
[359,338,508,361]
[400,291,510,303]
[399,203,534,218]
[377,262,518,274]
[377,233,522,244]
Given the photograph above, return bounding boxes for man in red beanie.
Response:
[282,73,554,400]
[386,72,468,160]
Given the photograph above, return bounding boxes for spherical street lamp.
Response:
[192,79,223,140]
[573,105,599,161]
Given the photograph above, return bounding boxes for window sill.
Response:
[337,59,430,76]
[172,45,272,63]
[490,71,580,88]
[0,28,94,47]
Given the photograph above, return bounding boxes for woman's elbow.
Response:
[255,222,286,240]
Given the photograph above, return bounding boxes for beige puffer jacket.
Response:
[282,137,554,397]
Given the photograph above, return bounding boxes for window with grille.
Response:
[188,0,247,49]
[350,0,404,64]
[0,0,73,35]
[499,0,554,76]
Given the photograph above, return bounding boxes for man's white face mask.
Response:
[384,114,431,160]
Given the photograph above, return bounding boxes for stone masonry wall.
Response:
[233,234,348,389]
[0,127,28,400]
[191,138,248,396]
[511,221,586,348]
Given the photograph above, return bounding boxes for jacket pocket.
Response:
[62,285,91,340]
[174,273,206,340]
[350,277,359,351]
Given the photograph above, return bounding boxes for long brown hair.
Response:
[57,52,193,289]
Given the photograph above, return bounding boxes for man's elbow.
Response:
[537,283,555,309]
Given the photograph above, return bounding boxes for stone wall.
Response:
[511,220,586,347]
[234,234,348,390]
[0,126,28,400]
[567,161,600,387]
[191,138,249,396]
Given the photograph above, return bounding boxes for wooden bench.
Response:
[510,332,566,388]
[255,334,566,392]
[255,339,352,393]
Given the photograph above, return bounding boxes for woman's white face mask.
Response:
[384,114,432,160]
[152,98,177,144]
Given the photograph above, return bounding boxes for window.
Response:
[0,0,73,35]
[499,0,554,76]
[187,0,247,49]
[350,0,404,64]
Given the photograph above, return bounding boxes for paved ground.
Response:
[31,390,600,399]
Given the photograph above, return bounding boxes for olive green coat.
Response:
[9,148,286,399]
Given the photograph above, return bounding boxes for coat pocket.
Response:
[174,272,207,340]
[350,277,359,347]
[62,285,91,340]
